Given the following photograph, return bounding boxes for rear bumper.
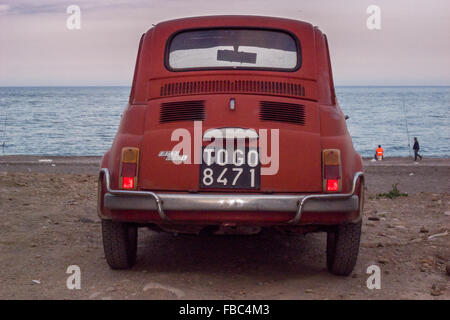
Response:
[99,169,363,225]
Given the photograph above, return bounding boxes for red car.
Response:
[98,16,364,276]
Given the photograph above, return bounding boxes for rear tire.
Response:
[102,220,137,269]
[326,219,362,276]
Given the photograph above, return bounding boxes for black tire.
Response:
[326,220,362,276]
[102,220,138,269]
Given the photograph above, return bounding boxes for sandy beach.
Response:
[0,156,448,299]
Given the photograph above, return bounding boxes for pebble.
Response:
[419,226,429,233]
[446,262,450,276]
[444,211,450,216]
[430,284,443,296]
[88,292,101,299]
[305,289,313,293]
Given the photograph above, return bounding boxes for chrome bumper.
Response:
[99,169,364,225]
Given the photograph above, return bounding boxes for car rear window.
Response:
[167,28,300,71]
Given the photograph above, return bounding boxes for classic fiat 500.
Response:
[98,16,364,275]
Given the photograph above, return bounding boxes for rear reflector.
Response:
[324,165,340,179]
[122,177,134,190]
[121,162,137,177]
[326,179,339,192]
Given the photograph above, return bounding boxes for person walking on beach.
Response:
[375,145,384,161]
[413,137,423,161]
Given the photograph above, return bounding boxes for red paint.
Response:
[98,16,364,227]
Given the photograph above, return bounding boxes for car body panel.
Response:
[98,15,364,228]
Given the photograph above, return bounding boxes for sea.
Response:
[0,86,448,158]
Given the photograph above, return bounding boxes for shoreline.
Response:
[0,155,449,166]
[1,155,448,195]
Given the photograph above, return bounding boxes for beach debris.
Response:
[446,262,450,276]
[428,230,448,240]
[419,226,429,233]
[430,284,444,296]
[305,289,313,293]
[79,217,95,224]
[368,216,380,221]
[409,172,414,176]
[38,159,53,163]
[88,292,101,299]
[142,282,185,298]
[444,211,450,216]
[32,279,41,284]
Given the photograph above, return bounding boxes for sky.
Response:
[0,0,449,86]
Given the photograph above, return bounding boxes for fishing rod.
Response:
[402,96,412,159]
[1,103,7,154]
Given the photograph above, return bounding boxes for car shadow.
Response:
[135,228,328,279]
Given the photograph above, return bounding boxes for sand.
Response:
[0,156,448,299]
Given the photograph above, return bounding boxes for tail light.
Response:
[323,149,341,192]
[120,147,139,190]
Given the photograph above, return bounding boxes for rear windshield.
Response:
[167,29,300,71]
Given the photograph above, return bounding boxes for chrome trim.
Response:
[203,127,258,140]
[99,169,364,225]
[104,193,359,213]
[288,171,364,224]
[99,168,168,221]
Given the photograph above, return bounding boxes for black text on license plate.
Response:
[199,147,260,189]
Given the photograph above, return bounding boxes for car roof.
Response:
[150,15,314,34]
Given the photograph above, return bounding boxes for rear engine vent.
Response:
[160,100,205,123]
[160,80,306,98]
[259,101,305,125]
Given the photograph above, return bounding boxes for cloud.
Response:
[0,0,149,15]
[0,4,10,15]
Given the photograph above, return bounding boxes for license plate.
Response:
[199,147,260,189]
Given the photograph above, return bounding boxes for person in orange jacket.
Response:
[375,145,384,160]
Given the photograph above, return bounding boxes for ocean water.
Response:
[0,86,448,157]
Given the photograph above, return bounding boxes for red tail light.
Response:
[120,147,139,190]
[326,179,339,192]
[122,177,135,189]
[323,149,341,192]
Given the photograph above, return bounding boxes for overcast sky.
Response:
[0,0,449,86]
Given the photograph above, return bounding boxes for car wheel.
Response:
[326,219,362,276]
[102,219,138,269]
